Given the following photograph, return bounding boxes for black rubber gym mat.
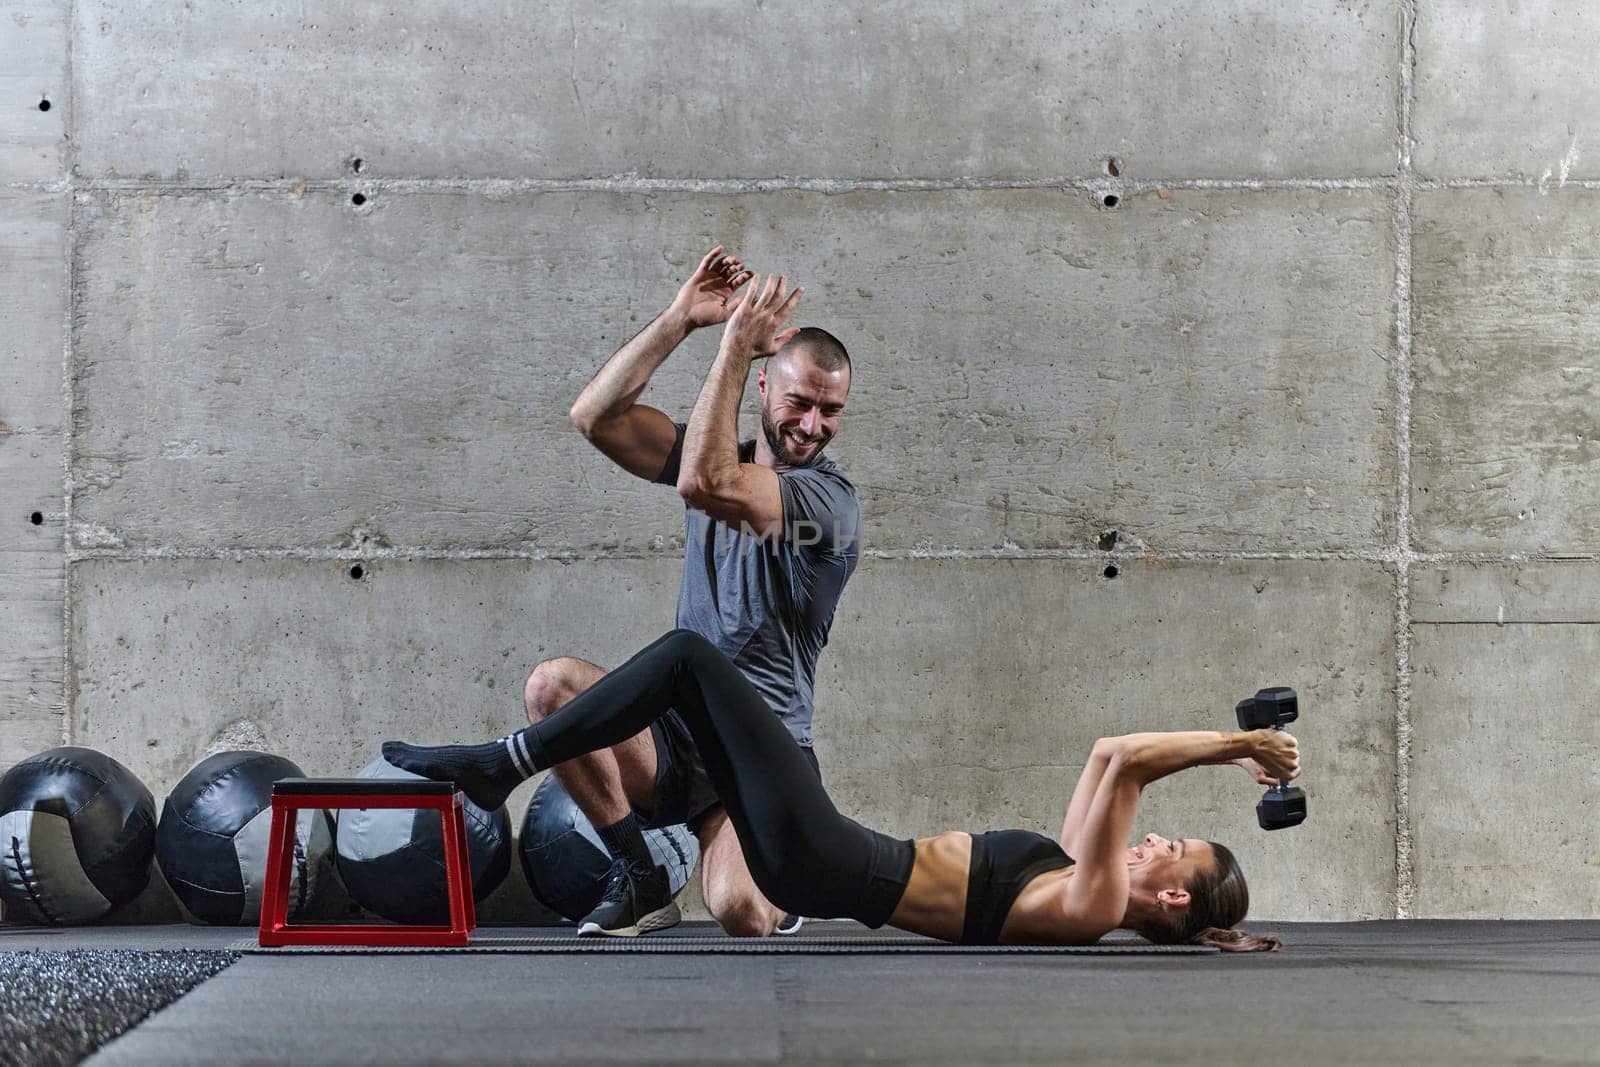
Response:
[237,933,1214,955]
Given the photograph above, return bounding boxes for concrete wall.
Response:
[3,1,1596,923]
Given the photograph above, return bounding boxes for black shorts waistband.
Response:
[857,831,916,929]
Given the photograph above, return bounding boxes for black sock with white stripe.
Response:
[381,731,535,812]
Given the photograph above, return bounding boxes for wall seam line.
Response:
[60,0,79,748]
[52,176,1600,195]
[1392,0,1420,921]
[58,547,1594,564]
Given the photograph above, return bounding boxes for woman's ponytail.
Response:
[1192,926,1281,953]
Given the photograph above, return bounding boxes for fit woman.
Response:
[384,629,1298,950]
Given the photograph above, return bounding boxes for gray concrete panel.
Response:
[71,189,702,553]
[1413,1,1600,180]
[0,542,65,766]
[75,555,1392,921]
[0,432,64,766]
[1411,188,1600,553]
[74,188,1395,552]
[0,189,66,769]
[1411,563,1600,624]
[73,1,1396,181]
[830,187,1395,552]
[70,557,686,922]
[0,191,67,431]
[69,557,682,790]
[818,557,1397,921]
[1409,565,1600,918]
[0,375,64,556]
[68,555,680,921]
[0,0,67,181]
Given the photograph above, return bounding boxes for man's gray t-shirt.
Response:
[655,427,860,747]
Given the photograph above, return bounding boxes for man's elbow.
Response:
[676,473,712,509]
[568,402,599,438]
[677,453,737,506]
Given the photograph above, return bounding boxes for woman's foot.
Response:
[379,739,519,811]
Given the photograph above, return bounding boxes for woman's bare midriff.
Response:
[884,831,972,942]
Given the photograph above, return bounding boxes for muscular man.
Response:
[531,247,858,936]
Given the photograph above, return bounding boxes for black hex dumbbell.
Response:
[1234,686,1307,831]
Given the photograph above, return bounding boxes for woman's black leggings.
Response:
[523,629,914,927]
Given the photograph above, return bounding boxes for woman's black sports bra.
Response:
[961,829,1075,945]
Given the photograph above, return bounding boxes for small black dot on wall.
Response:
[1101,194,1120,209]
[351,158,364,173]
[351,192,367,207]
[38,99,51,112]
[1105,157,1121,177]
[29,511,44,526]
[1102,564,1119,580]
[348,563,365,580]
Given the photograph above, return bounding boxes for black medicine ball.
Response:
[335,758,511,925]
[156,750,336,925]
[0,747,156,925]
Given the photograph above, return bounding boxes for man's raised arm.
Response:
[569,246,752,481]
[677,273,802,536]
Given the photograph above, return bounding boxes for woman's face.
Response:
[1125,832,1216,894]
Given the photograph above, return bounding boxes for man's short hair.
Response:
[781,327,851,375]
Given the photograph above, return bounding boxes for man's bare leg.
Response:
[523,657,658,821]
[524,656,678,935]
[697,807,787,937]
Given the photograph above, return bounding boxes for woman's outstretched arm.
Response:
[1059,729,1297,856]
[1058,740,1115,856]
[1056,730,1296,935]
[1112,730,1299,787]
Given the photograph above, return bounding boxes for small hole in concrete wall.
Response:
[348,563,365,580]
[351,192,367,207]
[351,158,364,173]
[1105,157,1121,177]
[29,511,44,526]
[1102,564,1119,580]
[1101,193,1120,209]
[38,99,51,112]
[1096,529,1119,552]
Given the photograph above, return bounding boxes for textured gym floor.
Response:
[2,921,1597,1065]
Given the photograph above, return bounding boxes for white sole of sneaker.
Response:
[577,901,682,938]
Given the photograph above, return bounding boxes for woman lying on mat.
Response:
[384,629,1295,951]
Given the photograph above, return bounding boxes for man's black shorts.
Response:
[644,708,821,835]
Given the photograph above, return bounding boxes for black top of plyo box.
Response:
[272,777,458,796]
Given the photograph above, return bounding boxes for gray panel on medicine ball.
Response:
[335,758,510,925]
[0,747,156,924]
[233,805,333,922]
[0,810,114,924]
